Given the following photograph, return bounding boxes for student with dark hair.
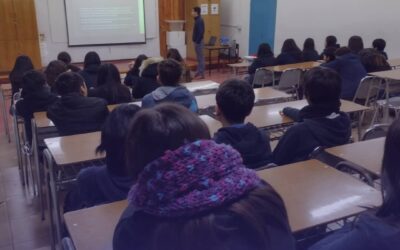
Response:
[44,60,68,93]
[167,48,191,82]
[359,49,391,73]
[214,79,271,169]
[16,70,58,142]
[47,72,109,136]
[247,43,276,84]
[272,67,351,165]
[79,51,101,89]
[276,39,303,65]
[303,38,319,61]
[64,104,140,212]
[142,59,197,112]
[89,64,132,104]
[57,51,81,72]
[310,118,400,250]
[372,38,388,60]
[321,47,367,100]
[9,55,34,96]
[113,103,296,250]
[322,47,337,63]
[192,6,205,79]
[131,57,161,99]
[124,54,148,87]
[326,35,340,49]
[348,36,364,54]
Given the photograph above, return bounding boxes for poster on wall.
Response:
[201,4,208,15]
[211,4,219,15]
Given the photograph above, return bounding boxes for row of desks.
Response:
[64,159,382,250]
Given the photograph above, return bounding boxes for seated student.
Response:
[276,39,303,65]
[372,38,388,60]
[47,72,109,136]
[113,103,296,250]
[44,60,68,93]
[124,54,148,87]
[64,104,140,212]
[167,48,191,83]
[247,43,276,84]
[142,59,198,112]
[16,70,58,142]
[310,118,400,250]
[272,67,351,166]
[322,47,337,63]
[9,55,34,96]
[213,79,271,169]
[302,38,319,61]
[88,64,132,104]
[359,49,391,73]
[321,47,367,100]
[320,35,340,59]
[348,35,364,54]
[57,51,81,72]
[131,57,161,99]
[79,51,101,89]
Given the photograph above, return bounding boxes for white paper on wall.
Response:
[201,4,208,15]
[211,4,219,15]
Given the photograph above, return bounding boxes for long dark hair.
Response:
[281,39,301,54]
[130,54,148,76]
[377,119,400,221]
[303,38,316,51]
[83,51,101,70]
[167,48,183,63]
[9,55,34,93]
[257,43,273,58]
[45,60,68,90]
[96,104,141,176]
[97,64,125,103]
[348,36,364,54]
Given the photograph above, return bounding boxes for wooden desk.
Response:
[183,80,219,93]
[204,45,232,76]
[195,87,291,110]
[388,58,400,68]
[266,61,321,72]
[326,138,385,176]
[107,101,141,112]
[44,132,103,166]
[369,69,400,80]
[227,61,250,75]
[65,200,128,250]
[258,159,382,232]
[199,115,221,135]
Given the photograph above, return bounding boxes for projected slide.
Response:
[65,0,146,46]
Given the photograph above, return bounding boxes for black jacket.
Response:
[124,69,140,87]
[214,123,272,169]
[47,93,109,136]
[272,106,351,166]
[16,87,58,142]
[248,56,276,74]
[192,16,205,44]
[131,63,160,99]
[276,52,303,65]
[302,49,320,61]
[88,84,132,105]
[79,65,100,89]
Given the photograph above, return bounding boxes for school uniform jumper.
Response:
[142,86,198,112]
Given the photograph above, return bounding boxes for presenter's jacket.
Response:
[272,107,351,166]
[47,93,109,136]
[16,86,58,142]
[192,16,205,44]
[214,123,272,169]
[142,86,198,112]
[79,65,100,89]
[321,53,367,100]
[88,84,132,105]
[63,165,134,213]
[310,212,400,250]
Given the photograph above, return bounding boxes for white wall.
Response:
[34,0,160,66]
[275,0,400,58]
[220,0,250,57]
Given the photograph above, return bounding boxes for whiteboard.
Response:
[275,0,400,58]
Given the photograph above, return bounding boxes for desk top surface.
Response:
[258,159,382,232]
[266,61,321,72]
[369,69,400,80]
[326,137,385,176]
[183,80,219,93]
[44,131,103,166]
[227,62,251,68]
[64,160,381,249]
[388,58,400,67]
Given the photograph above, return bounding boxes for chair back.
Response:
[252,68,274,88]
[276,68,302,91]
[353,76,383,106]
[362,124,390,141]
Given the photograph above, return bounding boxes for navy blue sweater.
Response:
[142,86,198,112]
[192,16,205,44]
[321,54,367,100]
[214,123,272,169]
[276,52,303,65]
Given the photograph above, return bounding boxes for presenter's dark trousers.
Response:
[195,41,205,77]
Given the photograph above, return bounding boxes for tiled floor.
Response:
[0,69,233,250]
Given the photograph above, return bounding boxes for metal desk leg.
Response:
[32,120,45,220]
[43,149,56,250]
[383,79,390,123]
[1,90,11,142]
[12,109,25,185]
[209,49,212,76]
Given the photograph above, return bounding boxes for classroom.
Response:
[0,0,400,249]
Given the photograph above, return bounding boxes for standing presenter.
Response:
[192,6,205,79]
